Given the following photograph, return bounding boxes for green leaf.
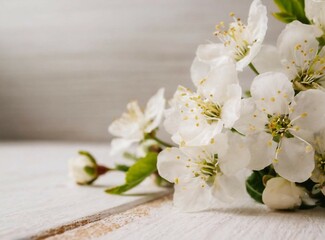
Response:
[273,0,310,24]
[115,164,130,172]
[126,152,158,183]
[245,171,266,204]
[105,152,158,195]
[105,179,144,194]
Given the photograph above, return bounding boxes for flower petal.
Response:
[277,21,322,73]
[108,101,144,139]
[109,138,137,156]
[246,132,276,170]
[252,45,284,74]
[197,56,239,103]
[212,174,246,203]
[144,88,166,133]
[191,44,231,87]
[233,98,267,135]
[291,89,325,135]
[157,147,190,183]
[274,137,315,183]
[251,72,294,115]
[220,84,242,128]
[236,0,267,71]
[219,133,250,175]
[173,177,214,212]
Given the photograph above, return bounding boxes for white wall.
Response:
[0,0,284,141]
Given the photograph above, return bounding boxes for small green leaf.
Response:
[105,179,143,194]
[246,171,266,204]
[84,166,96,176]
[272,12,297,23]
[105,152,158,195]
[273,0,310,24]
[115,164,130,172]
[126,152,158,183]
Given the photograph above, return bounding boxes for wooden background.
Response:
[0,0,283,141]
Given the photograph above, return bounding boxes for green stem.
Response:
[149,135,173,148]
[249,62,259,75]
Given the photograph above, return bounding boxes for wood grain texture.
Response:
[0,142,169,239]
[0,0,284,141]
[49,195,325,240]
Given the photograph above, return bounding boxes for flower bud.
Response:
[262,177,305,210]
[69,151,99,185]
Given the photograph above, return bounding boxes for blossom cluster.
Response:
[70,0,325,212]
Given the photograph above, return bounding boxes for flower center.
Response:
[315,152,325,174]
[265,114,294,143]
[287,41,325,90]
[214,13,253,61]
[191,96,222,124]
[189,153,221,186]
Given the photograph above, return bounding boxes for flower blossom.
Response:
[109,88,165,155]
[164,57,241,146]
[157,133,250,212]
[191,0,267,79]
[311,129,325,194]
[69,151,99,185]
[234,72,325,182]
[262,177,308,210]
[253,21,325,91]
[305,0,325,36]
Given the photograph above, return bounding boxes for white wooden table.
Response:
[1,142,325,240]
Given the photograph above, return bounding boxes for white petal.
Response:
[252,45,284,74]
[277,21,322,66]
[191,57,210,87]
[247,132,276,170]
[144,88,166,133]
[291,89,325,134]
[219,133,250,175]
[251,72,294,115]
[236,0,267,71]
[109,138,136,156]
[108,101,144,139]
[274,137,315,183]
[212,174,246,203]
[233,98,268,135]
[173,177,214,212]
[181,133,229,160]
[157,147,190,183]
[305,0,325,32]
[220,84,242,128]
[197,56,238,103]
[247,0,268,43]
[191,44,231,87]
[178,119,223,146]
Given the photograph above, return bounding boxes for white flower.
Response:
[305,0,325,35]
[109,88,165,155]
[69,152,98,185]
[234,72,325,182]
[253,21,325,90]
[164,58,242,146]
[262,177,306,210]
[157,133,250,212]
[191,0,267,76]
[311,129,325,186]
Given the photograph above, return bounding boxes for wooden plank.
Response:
[0,142,169,239]
[48,195,325,240]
